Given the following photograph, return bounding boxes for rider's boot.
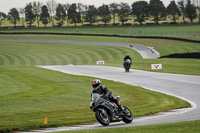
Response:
[117,102,125,113]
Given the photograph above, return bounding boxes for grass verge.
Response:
[58,120,200,133]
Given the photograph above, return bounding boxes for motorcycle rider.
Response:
[91,79,124,112]
[123,54,132,66]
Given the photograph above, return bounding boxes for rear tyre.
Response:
[95,109,110,126]
[122,106,133,123]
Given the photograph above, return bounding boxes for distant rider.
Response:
[91,79,124,111]
[123,54,132,66]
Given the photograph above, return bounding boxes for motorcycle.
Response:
[90,93,133,126]
[124,59,132,72]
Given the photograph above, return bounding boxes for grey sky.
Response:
[0,0,178,14]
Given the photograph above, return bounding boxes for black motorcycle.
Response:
[124,59,132,72]
[90,93,133,126]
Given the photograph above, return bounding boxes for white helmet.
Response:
[92,79,101,90]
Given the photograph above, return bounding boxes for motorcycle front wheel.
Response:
[95,109,110,126]
[122,106,133,123]
[125,65,130,72]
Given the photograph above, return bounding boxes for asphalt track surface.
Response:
[26,65,199,133]
[0,39,160,59]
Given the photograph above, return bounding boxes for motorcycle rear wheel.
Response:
[95,109,110,126]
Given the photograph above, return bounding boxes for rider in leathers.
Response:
[123,54,132,62]
[91,79,124,111]
[123,54,132,66]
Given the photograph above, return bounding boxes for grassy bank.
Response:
[0,66,190,132]
[0,34,200,56]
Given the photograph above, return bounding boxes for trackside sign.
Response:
[96,61,105,65]
[151,64,162,69]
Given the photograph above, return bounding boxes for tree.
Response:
[0,12,6,27]
[109,2,119,25]
[118,2,130,25]
[19,8,25,27]
[64,3,71,26]
[85,5,98,25]
[178,0,187,23]
[40,5,50,27]
[82,5,88,25]
[7,8,20,27]
[68,3,81,26]
[185,0,197,23]
[167,0,181,23]
[149,0,166,24]
[46,0,57,27]
[197,5,200,23]
[33,1,43,27]
[131,1,149,25]
[55,4,66,27]
[25,3,36,28]
[98,4,111,25]
[77,3,85,26]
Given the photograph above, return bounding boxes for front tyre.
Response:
[122,106,133,123]
[95,109,110,126]
[125,64,130,72]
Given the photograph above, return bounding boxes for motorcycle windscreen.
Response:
[91,93,100,101]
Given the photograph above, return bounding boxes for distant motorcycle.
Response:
[124,59,132,72]
[90,93,133,126]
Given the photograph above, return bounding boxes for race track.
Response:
[0,39,160,59]
[28,65,200,133]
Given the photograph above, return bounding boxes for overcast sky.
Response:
[0,0,179,14]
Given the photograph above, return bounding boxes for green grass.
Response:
[1,25,200,40]
[1,34,200,56]
[58,120,200,133]
[0,66,190,132]
[0,35,199,75]
[0,41,142,66]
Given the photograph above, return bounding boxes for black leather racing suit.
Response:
[123,55,132,62]
[123,55,132,66]
[91,85,119,105]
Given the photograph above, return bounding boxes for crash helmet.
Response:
[92,79,101,89]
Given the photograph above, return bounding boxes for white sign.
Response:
[96,61,105,65]
[151,64,162,69]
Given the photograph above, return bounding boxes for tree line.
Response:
[0,0,200,28]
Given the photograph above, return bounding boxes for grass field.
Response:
[0,41,142,65]
[0,66,190,132]
[59,120,200,133]
[1,34,200,56]
[1,25,200,41]
[0,34,199,132]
